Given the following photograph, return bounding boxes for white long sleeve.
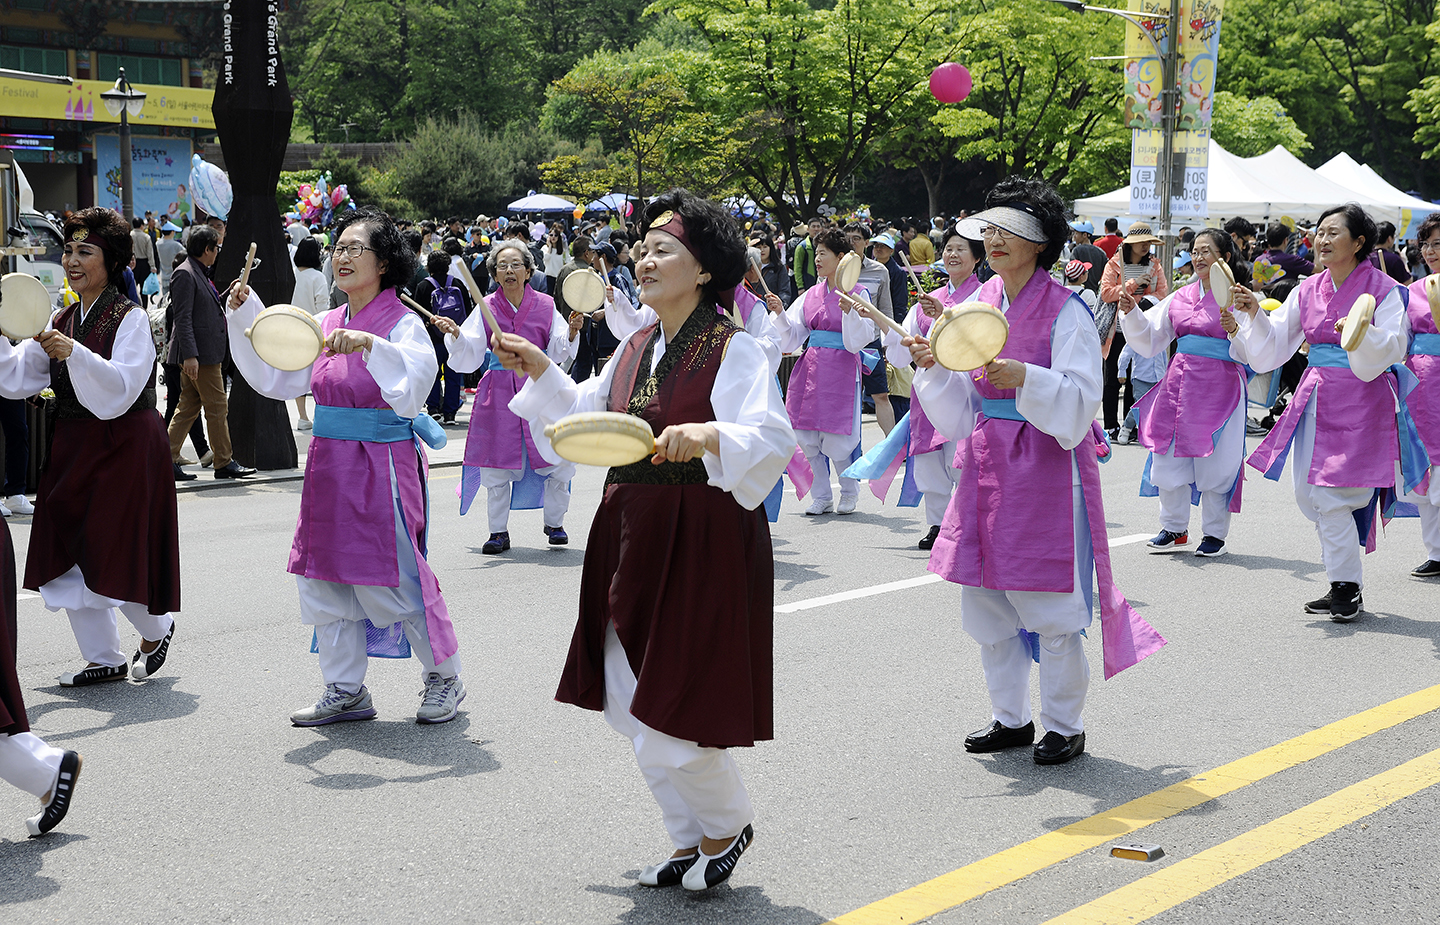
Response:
[600,290,644,342]
[0,303,156,417]
[1234,278,1407,380]
[446,299,575,374]
[228,291,438,416]
[510,326,795,511]
[771,286,875,353]
[1123,285,1249,364]
[882,304,928,367]
[912,291,1101,451]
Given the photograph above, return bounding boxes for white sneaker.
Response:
[804,498,834,516]
[175,454,198,466]
[837,495,858,514]
[416,673,466,724]
[5,494,33,515]
[296,418,313,431]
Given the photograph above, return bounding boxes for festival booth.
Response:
[1316,152,1438,239]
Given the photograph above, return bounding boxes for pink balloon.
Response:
[930,63,972,104]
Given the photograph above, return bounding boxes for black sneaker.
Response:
[681,824,754,891]
[26,751,81,836]
[1411,559,1440,578]
[482,532,510,555]
[544,525,568,546]
[131,622,174,681]
[1329,581,1362,622]
[918,525,940,550]
[1195,535,1227,557]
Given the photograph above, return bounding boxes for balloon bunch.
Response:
[285,171,353,227]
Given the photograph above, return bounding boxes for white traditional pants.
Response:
[602,623,754,849]
[1291,404,1376,586]
[960,484,1093,738]
[299,472,461,694]
[1404,464,1440,561]
[912,443,958,527]
[1152,401,1246,540]
[0,732,63,798]
[39,566,174,669]
[796,428,861,503]
[480,462,575,533]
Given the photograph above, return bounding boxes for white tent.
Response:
[1073,140,1425,233]
[1316,152,1437,239]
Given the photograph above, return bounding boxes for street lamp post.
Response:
[100,67,146,222]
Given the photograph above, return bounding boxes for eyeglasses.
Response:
[329,242,375,260]
[979,225,1014,242]
[494,261,527,271]
[1420,242,1440,252]
[1190,247,1219,259]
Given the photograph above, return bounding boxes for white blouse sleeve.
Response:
[0,335,53,399]
[840,301,877,352]
[66,308,158,420]
[1014,295,1104,451]
[546,309,576,371]
[361,312,439,420]
[883,305,921,367]
[602,290,652,342]
[443,298,493,374]
[1118,291,1178,358]
[770,293,809,353]
[1233,286,1305,374]
[744,307,783,377]
[704,333,796,510]
[227,291,319,400]
[912,365,980,440]
[1348,285,1408,381]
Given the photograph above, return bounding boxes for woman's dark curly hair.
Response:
[812,227,852,260]
[984,175,1070,270]
[1414,211,1440,246]
[1192,227,1245,286]
[1318,203,1378,262]
[333,206,417,291]
[63,207,132,284]
[639,189,746,303]
[941,227,986,262]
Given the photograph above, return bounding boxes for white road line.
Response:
[17,592,39,601]
[775,532,1157,613]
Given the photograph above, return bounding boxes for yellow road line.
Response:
[1044,747,1440,924]
[829,683,1440,925]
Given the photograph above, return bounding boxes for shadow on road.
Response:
[463,545,581,568]
[0,831,86,905]
[24,677,200,743]
[283,715,500,788]
[967,749,1207,827]
[586,881,826,924]
[1170,552,1325,581]
[1308,610,1440,657]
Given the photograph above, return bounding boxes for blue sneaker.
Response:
[544,525,568,546]
[1195,535,1227,557]
[482,532,510,554]
[1146,529,1189,552]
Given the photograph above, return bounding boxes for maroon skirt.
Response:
[557,483,773,748]
[25,410,181,614]
[1,517,29,736]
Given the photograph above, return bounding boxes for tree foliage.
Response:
[1209,91,1311,158]
[390,115,561,218]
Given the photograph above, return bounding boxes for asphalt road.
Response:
[3,418,1439,924]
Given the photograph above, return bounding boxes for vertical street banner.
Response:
[1125,0,1224,219]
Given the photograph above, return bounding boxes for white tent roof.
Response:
[1073,140,1427,234]
[1316,152,1437,238]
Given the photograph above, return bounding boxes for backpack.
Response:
[428,275,466,322]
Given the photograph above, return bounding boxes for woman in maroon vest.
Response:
[498,190,794,892]
[0,208,179,687]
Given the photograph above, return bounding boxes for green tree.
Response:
[1209,91,1311,158]
[390,114,564,218]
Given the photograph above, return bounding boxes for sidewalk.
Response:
[174,391,472,493]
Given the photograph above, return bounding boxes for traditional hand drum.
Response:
[835,251,863,293]
[1426,274,1440,330]
[0,272,53,340]
[1210,261,1236,308]
[1340,293,1376,352]
[562,268,607,315]
[928,301,1010,372]
[544,412,660,466]
[245,304,325,370]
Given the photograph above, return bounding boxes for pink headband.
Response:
[648,210,701,261]
[67,226,109,253]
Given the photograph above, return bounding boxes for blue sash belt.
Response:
[980,398,1026,422]
[1412,333,1440,357]
[1177,334,1239,363]
[1303,344,1429,492]
[809,329,880,373]
[313,405,447,450]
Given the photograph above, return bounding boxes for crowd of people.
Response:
[4,181,1437,901]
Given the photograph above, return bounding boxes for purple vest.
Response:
[289,290,458,663]
[784,280,867,435]
[1406,276,1440,455]
[1249,262,1403,487]
[463,285,555,469]
[929,270,1078,592]
[730,284,762,326]
[1134,280,1246,458]
[911,274,980,454]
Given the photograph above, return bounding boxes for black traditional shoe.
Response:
[963,719,1035,753]
[638,852,697,888]
[214,461,256,479]
[1303,589,1332,613]
[681,824,753,891]
[482,532,510,555]
[173,464,197,482]
[1412,559,1440,578]
[26,750,81,836]
[544,525,568,546]
[1329,581,1362,622]
[1034,730,1086,765]
[59,664,128,687]
[918,525,941,550]
[131,622,175,681]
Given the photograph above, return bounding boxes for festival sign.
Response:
[1125,0,1224,219]
[94,134,195,222]
[0,79,215,129]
